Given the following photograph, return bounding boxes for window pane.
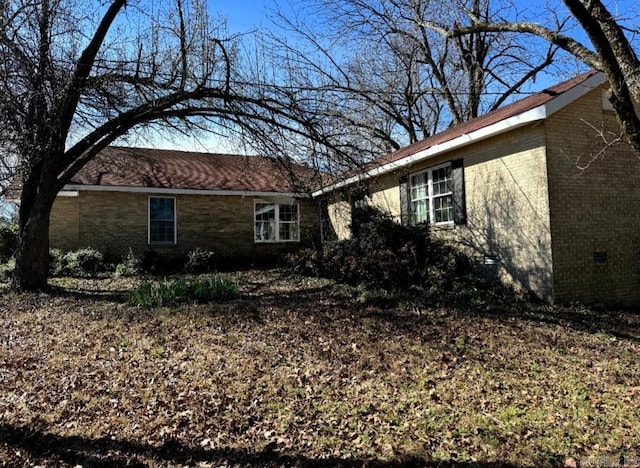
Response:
[411,173,428,200]
[255,203,275,221]
[279,221,298,241]
[434,195,454,223]
[255,203,299,242]
[255,220,275,241]
[149,198,175,243]
[281,204,299,241]
[432,167,452,196]
[279,204,298,222]
[412,199,429,224]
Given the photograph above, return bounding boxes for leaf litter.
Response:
[0,270,639,466]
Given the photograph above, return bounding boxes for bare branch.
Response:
[451,21,602,69]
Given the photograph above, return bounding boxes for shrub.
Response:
[114,248,142,277]
[64,248,105,277]
[0,258,14,282]
[0,223,17,263]
[185,248,216,274]
[49,247,107,277]
[286,206,474,292]
[128,275,238,308]
[49,248,66,276]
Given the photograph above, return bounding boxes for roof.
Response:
[66,147,320,195]
[313,70,606,197]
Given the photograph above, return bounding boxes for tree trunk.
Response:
[13,195,54,291]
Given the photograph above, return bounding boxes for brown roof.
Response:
[371,70,601,168]
[70,147,319,194]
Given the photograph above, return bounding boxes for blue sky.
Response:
[209,0,272,34]
[129,0,640,153]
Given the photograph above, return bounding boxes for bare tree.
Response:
[261,0,559,159]
[0,0,332,290]
[452,0,640,153]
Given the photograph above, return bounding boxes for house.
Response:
[45,71,640,305]
[48,147,322,263]
[314,71,640,306]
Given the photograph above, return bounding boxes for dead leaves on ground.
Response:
[0,270,639,466]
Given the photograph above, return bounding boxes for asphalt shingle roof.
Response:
[70,147,318,194]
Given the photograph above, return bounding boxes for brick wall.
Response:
[546,85,640,306]
[49,195,79,252]
[50,191,320,261]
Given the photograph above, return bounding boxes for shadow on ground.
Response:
[27,268,640,344]
[0,424,519,468]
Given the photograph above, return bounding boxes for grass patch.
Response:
[128,274,238,307]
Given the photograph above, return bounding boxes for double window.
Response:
[254,202,299,242]
[149,197,176,244]
[410,164,454,225]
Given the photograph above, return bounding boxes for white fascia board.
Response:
[544,72,606,116]
[312,105,547,198]
[62,184,309,199]
[58,191,79,197]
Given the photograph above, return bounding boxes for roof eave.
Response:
[62,184,311,199]
[312,105,547,197]
[312,71,607,198]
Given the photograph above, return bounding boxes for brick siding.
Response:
[546,85,640,306]
[50,191,320,261]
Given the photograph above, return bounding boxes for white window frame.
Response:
[254,201,300,243]
[409,162,454,226]
[148,196,177,245]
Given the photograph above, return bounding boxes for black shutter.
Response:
[399,175,410,226]
[451,158,467,225]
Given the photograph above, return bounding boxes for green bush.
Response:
[49,247,107,277]
[49,248,66,276]
[128,275,238,308]
[0,258,14,282]
[0,223,17,263]
[185,247,216,274]
[114,248,142,277]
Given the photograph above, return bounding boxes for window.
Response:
[149,197,176,244]
[410,164,454,225]
[254,202,299,242]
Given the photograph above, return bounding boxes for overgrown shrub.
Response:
[114,248,142,277]
[0,258,14,282]
[65,248,105,276]
[185,247,216,274]
[286,206,474,292]
[49,248,66,276]
[128,275,238,308]
[49,247,107,277]
[0,223,17,263]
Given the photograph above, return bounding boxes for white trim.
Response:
[312,72,607,197]
[148,196,177,245]
[544,72,607,116]
[62,184,308,199]
[253,201,301,243]
[58,191,79,197]
[602,89,615,111]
